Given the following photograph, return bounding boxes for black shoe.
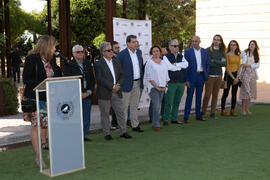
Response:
[120,133,132,139]
[163,121,169,126]
[184,118,189,124]
[132,126,144,132]
[84,137,92,142]
[171,121,182,125]
[104,135,113,141]
[196,117,206,121]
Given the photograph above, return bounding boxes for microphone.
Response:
[55,52,70,63]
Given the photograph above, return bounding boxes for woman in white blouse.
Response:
[144,45,170,131]
[239,40,260,115]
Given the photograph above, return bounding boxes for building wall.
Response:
[196,0,270,82]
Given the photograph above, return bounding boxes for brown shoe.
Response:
[220,109,229,116]
[230,109,237,116]
[153,127,161,131]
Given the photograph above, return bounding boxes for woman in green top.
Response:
[201,34,227,119]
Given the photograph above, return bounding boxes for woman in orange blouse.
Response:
[221,40,241,116]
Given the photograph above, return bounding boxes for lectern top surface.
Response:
[34,75,82,91]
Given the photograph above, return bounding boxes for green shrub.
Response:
[0,78,19,115]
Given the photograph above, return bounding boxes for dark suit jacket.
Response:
[117,48,144,92]
[63,59,95,99]
[23,53,62,101]
[184,47,210,83]
[94,57,125,100]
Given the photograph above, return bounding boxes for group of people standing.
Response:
[22,34,260,167]
[145,35,260,128]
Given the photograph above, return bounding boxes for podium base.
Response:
[41,168,85,177]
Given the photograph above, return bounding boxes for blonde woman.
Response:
[23,35,62,167]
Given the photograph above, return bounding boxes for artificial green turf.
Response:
[1,104,270,180]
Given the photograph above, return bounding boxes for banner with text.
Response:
[113,17,152,108]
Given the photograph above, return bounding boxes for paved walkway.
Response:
[1,82,270,146]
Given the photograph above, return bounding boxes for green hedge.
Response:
[0,78,19,115]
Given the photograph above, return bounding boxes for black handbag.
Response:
[238,80,242,87]
[238,67,246,87]
[21,98,36,112]
[21,63,38,113]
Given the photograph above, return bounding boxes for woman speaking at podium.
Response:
[23,35,62,167]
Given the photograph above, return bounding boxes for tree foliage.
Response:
[123,0,195,48]
[14,34,33,56]
[0,33,5,47]
[9,0,45,44]
[36,0,105,48]
[32,0,195,51]
[93,33,105,49]
[70,0,105,46]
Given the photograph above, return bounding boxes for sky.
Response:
[20,0,46,13]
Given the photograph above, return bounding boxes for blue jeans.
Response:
[12,66,20,82]
[82,98,92,138]
[149,95,166,121]
[149,88,164,127]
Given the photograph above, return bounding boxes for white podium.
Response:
[34,76,85,177]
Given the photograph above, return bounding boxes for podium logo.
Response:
[57,101,74,120]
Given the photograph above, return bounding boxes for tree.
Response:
[93,33,105,49]
[0,33,5,54]
[9,0,45,43]
[37,0,105,46]
[70,0,105,46]
[147,0,195,48]
[122,0,195,48]
[34,0,195,52]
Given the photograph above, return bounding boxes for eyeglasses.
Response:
[230,44,237,46]
[74,51,84,54]
[170,45,179,48]
[105,49,113,52]
[213,38,221,41]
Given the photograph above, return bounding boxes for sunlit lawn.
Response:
[1,104,270,180]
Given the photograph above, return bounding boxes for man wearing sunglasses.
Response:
[63,45,95,141]
[162,39,189,126]
[94,42,132,140]
[117,35,144,133]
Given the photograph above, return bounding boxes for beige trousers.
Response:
[122,81,141,128]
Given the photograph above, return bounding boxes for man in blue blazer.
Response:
[184,36,210,123]
[117,35,144,132]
